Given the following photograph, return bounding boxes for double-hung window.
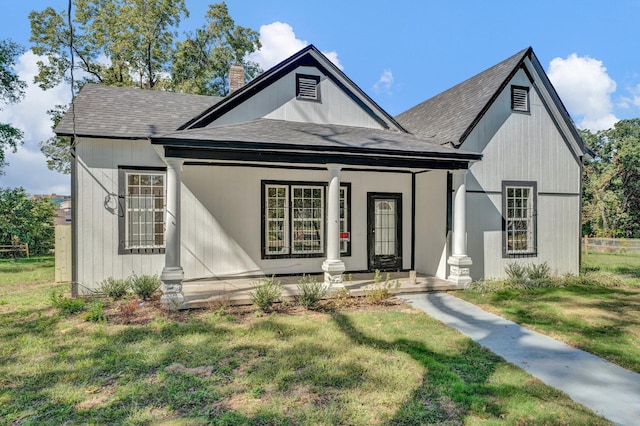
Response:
[263,181,350,258]
[118,167,166,254]
[502,181,537,257]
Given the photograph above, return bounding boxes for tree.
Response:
[29,0,188,91]
[30,1,262,174]
[170,2,261,96]
[40,105,72,174]
[581,119,640,238]
[0,39,26,175]
[0,187,56,256]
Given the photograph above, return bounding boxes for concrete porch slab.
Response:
[181,272,454,309]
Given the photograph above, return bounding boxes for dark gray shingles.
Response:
[396,48,531,145]
[154,119,481,159]
[55,84,222,138]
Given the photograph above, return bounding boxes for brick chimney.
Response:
[229,64,245,94]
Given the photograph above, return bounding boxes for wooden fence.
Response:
[582,237,640,254]
[0,243,29,257]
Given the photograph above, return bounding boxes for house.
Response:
[396,47,586,280]
[55,45,587,308]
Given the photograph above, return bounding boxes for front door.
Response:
[367,193,402,271]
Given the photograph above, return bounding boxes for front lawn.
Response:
[457,272,640,374]
[0,258,610,425]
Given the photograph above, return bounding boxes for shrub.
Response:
[363,269,399,305]
[296,275,327,310]
[98,277,131,299]
[50,290,86,315]
[504,262,527,282]
[528,262,551,280]
[83,300,107,323]
[131,274,161,300]
[250,276,282,312]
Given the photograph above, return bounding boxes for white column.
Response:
[160,157,185,309]
[322,164,345,288]
[447,170,473,287]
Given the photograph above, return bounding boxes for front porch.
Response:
[181,272,456,309]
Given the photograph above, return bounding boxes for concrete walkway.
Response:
[400,292,640,426]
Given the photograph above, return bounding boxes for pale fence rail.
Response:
[0,243,29,257]
[582,237,640,254]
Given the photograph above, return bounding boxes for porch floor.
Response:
[181,272,456,309]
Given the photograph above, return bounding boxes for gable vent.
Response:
[511,86,529,112]
[296,74,321,101]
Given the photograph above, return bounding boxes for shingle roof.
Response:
[396,47,531,145]
[55,84,222,139]
[153,118,481,160]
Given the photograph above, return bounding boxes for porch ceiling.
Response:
[151,118,482,170]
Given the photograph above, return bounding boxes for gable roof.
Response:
[55,84,222,139]
[396,48,531,145]
[396,47,587,160]
[178,45,408,132]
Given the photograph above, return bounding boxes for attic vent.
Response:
[511,86,529,112]
[296,74,321,101]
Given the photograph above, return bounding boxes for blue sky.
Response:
[1,0,640,195]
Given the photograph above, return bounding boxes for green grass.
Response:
[0,259,611,425]
[458,254,640,374]
[582,250,640,279]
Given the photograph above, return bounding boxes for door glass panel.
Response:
[374,199,396,255]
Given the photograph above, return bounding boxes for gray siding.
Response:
[210,66,385,129]
[414,170,448,278]
[75,138,166,293]
[461,68,581,279]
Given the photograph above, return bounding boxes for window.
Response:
[262,181,350,258]
[296,74,320,101]
[511,85,529,112]
[118,167,166,254]
[502,181,537,257]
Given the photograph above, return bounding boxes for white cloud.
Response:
[548,53,618,131]
[0,50,71,195]
[248,22,343,71]
[631,83,640,108]
[373,69,394,95]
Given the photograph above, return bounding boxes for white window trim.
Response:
[502,181,537,257]
[262,181,350,259]
[118,167,166,255]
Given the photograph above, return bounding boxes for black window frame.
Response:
[118,166,167,255]
[502,180,537,258]
[261,180,351,259]
[511,85,530,113]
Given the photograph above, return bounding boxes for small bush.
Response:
[131,274,161,300]
[528,262,551,280]
[83,300,107,322]
[50,290,87,315]
[250,276,282,312]
[331,287,355,309]
[363,269,399,305]
[504,263,527,281]
[98,277,131,299]
[296,275,327,310]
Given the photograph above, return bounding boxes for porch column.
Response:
[322,164,346,288]
[447,169,473,287]
[161,158,185,309]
